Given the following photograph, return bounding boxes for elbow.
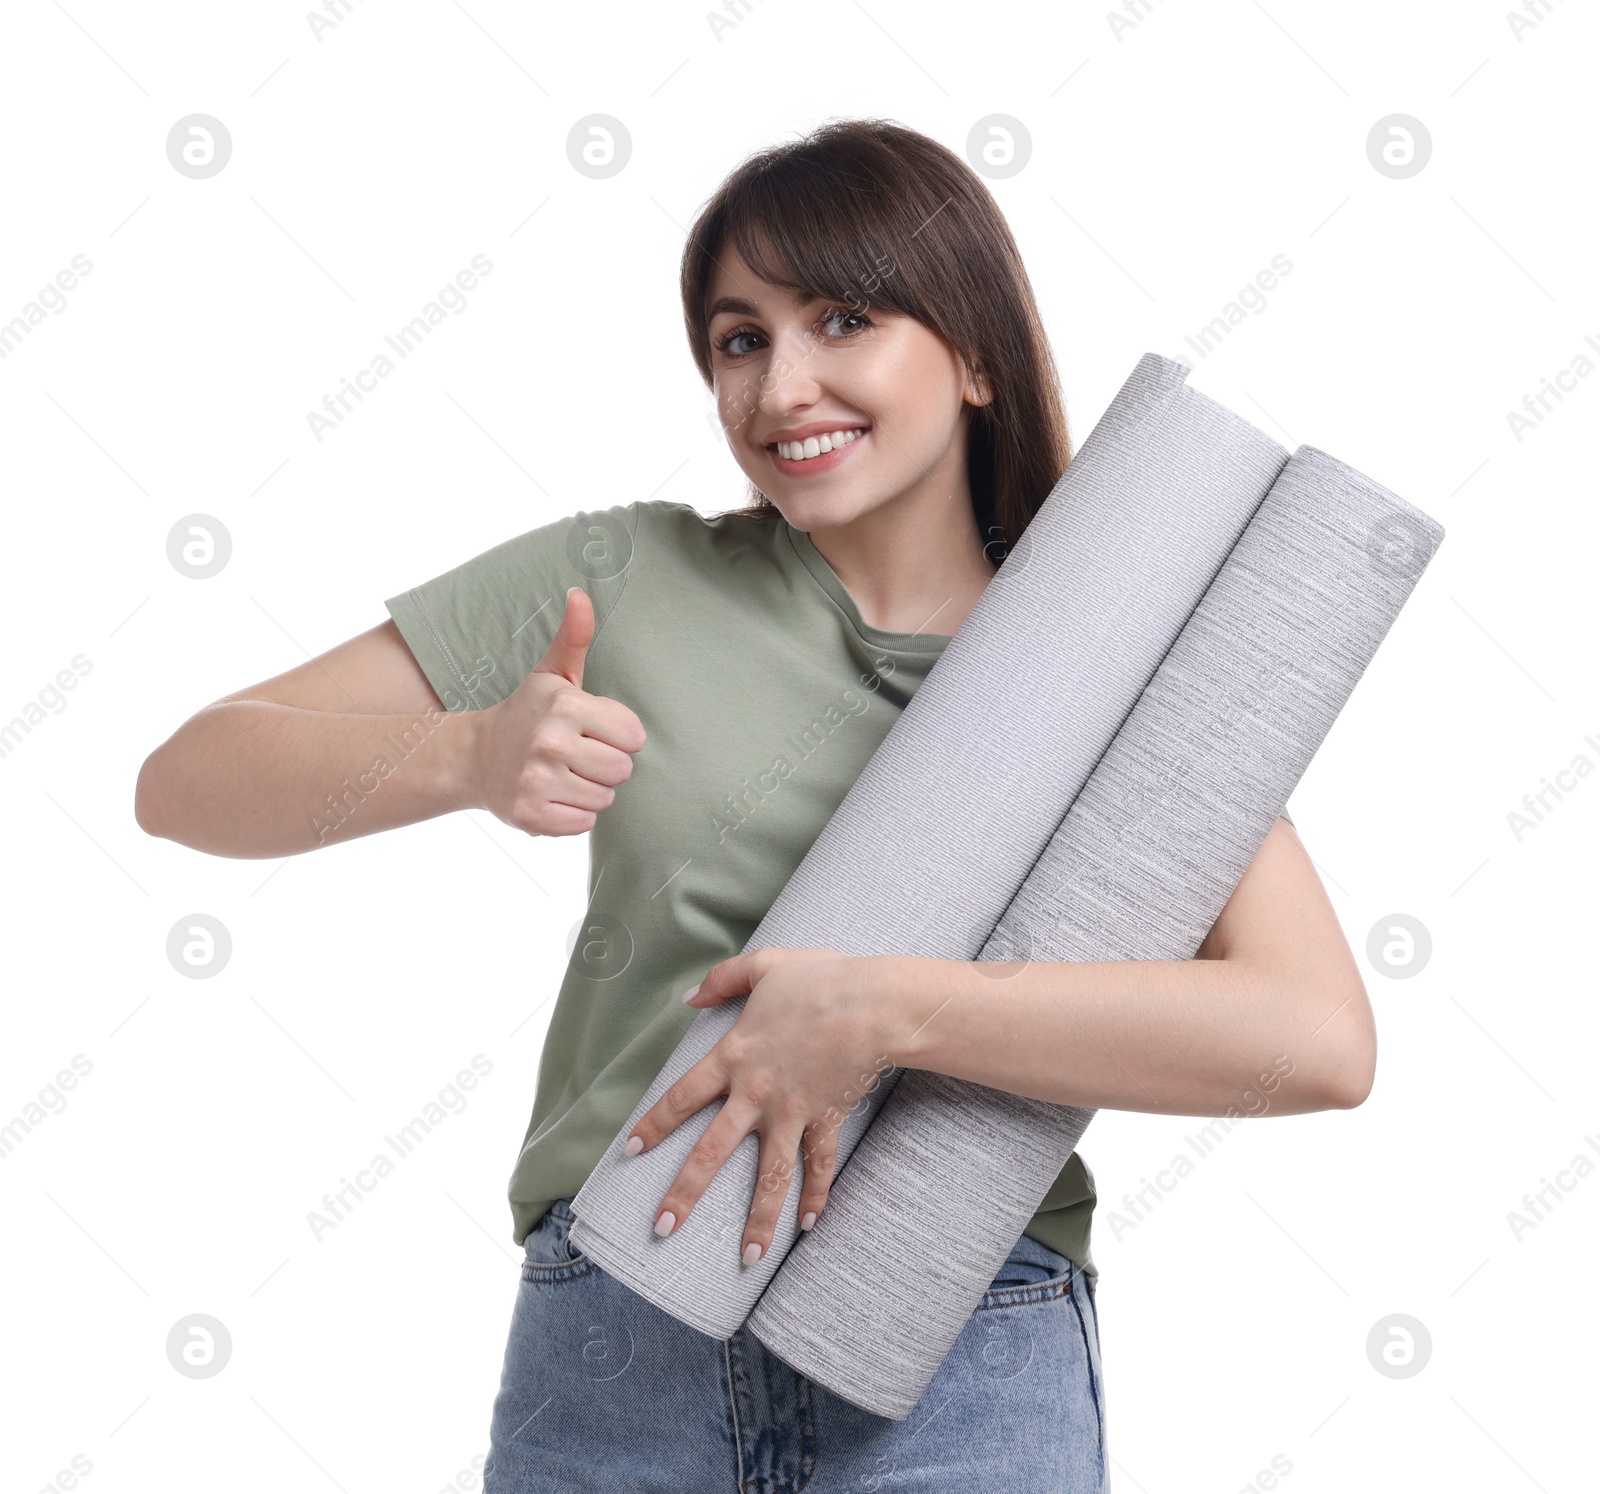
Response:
[134,748,170,840]
[1278,946,1377,1109]
[1322,1020,1377,1110]
[1324,1050,1375,1109]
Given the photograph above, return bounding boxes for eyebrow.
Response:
[706,287,820,321]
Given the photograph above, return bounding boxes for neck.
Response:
[803,486,997,639]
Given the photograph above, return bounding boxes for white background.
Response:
[2,1,1596,1490]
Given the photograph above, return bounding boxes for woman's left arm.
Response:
[881,816,1376,1116]
[625,816,1374,1264]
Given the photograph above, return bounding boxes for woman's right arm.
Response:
[133,588,645,860]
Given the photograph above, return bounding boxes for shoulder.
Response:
[635,499,788,562]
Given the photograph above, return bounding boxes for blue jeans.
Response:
[483,1198,1108,1492]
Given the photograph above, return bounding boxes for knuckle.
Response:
[689,1134,722,1171]
[758,1146,790,1179]
[525,729,563,767]
[738,1073,774,1109]
[720,1042,755,1087]
[801,1139,836,1179]
[508,799,544,834]
[515,760,551,795]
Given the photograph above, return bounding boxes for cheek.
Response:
[714,390,749,441]
[855,356,960,456]
[713,368,765,430]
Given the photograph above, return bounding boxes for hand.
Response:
[621,947,898,1267]
[465,587,646,835]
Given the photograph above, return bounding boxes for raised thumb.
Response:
[533,586,594,689]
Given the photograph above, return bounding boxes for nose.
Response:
[756,330,825,419]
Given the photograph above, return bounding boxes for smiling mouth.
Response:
[766,427,869,463]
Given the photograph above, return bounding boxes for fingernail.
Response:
[623,1135,643,1156]
[743,1241,763,1265]
[680,983,701,1003]
[654,1210,676,1237]
[800,1211,817,1230]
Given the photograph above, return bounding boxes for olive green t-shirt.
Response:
[385,498,1104,1275]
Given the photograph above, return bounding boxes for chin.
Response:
[763,492,878,534]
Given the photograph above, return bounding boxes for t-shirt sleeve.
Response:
[383,499,640,712]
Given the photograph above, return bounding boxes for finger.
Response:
[575,693,648,755]
[531,801,598,836]
[796,1118,841,1231]
[562,734,638,789]
[531,588,594,689]
[743,1123,805,1265]
[547,764,618,814]
[625,1056,732,1155]
[687,948,769,1008]
[651,1095,755,1238]
[539,684,646,759]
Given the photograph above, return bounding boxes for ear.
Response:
[964,364,993,408]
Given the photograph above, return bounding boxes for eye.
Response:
[819,307,871,338]
[711,306,873,358]
[712,325,760,357]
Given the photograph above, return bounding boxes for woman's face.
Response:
[705,241,988,535]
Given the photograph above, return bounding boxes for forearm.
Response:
[873,952,1362,1117]
[135,699,477,859]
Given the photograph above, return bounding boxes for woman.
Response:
[136,117,1374,1491]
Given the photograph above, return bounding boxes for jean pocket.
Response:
[977,1236,1074,1310]
[520,1200,594,1284]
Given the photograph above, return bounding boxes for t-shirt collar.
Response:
[782,520,954,658]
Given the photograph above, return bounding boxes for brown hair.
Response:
[678,116,1071,560]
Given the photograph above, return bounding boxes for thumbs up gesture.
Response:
[465,588,647,836]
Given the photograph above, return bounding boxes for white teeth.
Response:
[776,428,864,461]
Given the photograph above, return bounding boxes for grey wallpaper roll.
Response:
[745,445,1446,1419]
[567,353,1289,1336]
